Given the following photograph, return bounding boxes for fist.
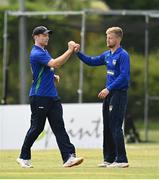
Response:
[68,41,76,51]
[74,43,80,52]
[68,41,76,46]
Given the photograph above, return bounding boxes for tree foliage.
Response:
[0,0,159,119]
[103,0,159,9]
[8,0,91,11]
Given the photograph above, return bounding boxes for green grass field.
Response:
[1,130,159,179]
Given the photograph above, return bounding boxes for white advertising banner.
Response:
[0,103,103,150]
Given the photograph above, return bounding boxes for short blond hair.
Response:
[106,27,123,39]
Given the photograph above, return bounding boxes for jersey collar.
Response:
[110,46,122,55]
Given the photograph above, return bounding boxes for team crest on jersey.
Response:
[112,59,117,65]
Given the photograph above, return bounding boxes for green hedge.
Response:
[0,3,159,120]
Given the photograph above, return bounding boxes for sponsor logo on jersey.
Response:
[107,70,114,75]
[112,59,117,65]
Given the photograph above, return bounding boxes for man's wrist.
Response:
[106,87,110,92]
[76,51,80,54]
[67,48,73,54]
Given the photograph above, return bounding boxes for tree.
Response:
[8,0,91,11]
[103,0,159,9]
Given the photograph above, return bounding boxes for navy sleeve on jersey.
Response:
[107,52,130,91]
[76,51,105,66]
[33,51,52,66]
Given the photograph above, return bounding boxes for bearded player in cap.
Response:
[16,26,84,168]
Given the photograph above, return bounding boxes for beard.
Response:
[107,43,115,48]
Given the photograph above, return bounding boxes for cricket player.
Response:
[74,27,130,168]
[16,26,84,168]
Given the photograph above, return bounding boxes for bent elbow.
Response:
[54,62,61,68]
[49,62,61,69]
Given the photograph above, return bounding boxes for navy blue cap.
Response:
[32,26,52,36]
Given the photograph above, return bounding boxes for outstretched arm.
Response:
[76,51,105,66]
[74,43,105,66]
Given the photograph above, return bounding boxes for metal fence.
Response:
[2,9,159,141]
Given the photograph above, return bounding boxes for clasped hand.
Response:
[68,41,80,52]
